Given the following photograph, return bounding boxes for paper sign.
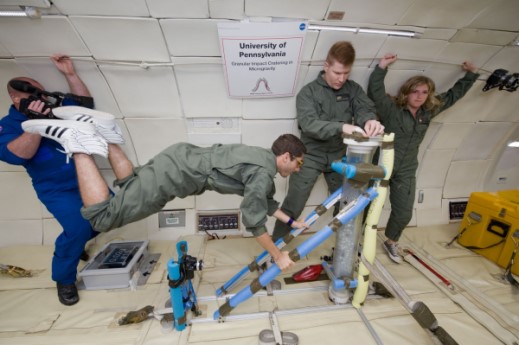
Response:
[218,21,307,98]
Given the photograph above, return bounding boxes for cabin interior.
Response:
[0,1,518,344]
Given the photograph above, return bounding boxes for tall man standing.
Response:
[272,41,384,241]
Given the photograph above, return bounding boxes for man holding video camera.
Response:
[0,54,97,306]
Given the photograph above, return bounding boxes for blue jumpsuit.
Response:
[0,102,97,285]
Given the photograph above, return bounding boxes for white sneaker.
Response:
[52,106,125,144]
[22,119,108,159]
[383,240,402,264]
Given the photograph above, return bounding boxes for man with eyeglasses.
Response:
[20,111,308,272]
[272,41,384,241]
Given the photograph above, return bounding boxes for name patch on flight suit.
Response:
[335,93,350,102]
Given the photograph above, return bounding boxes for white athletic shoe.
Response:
[52,106,125,144]
[22,119,108,159]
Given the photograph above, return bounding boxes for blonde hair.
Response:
[395,76,442,112]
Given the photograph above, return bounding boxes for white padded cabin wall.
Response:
[209,0,245,20]
[147,0,209,18]
[0,17,90,57]
[98,64,182,118]
[399,0,495,29]
[0,0,518,244]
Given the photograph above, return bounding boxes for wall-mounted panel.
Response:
[125,118,188,165]
[52,0,150,16]
[0,16,90,57]
[161,19,224,57]
[174,62,242,118]
[147,208,196,241]
[99,64,181,118]
[70,16,170,62]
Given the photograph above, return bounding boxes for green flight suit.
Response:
[272,71,378,240]
[368,65,479,241]
[81,143,279,237]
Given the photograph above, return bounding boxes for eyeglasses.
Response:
[290,155,304,167]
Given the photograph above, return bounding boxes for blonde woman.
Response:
[368,54,479,263]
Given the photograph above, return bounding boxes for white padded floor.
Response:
[0,224,518,345]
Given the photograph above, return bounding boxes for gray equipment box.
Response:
[79,240,149,290]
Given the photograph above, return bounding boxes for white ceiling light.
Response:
[0,6,42,18]
[308,24,419,38]
[308,25,357,33]
[0,10,27,17]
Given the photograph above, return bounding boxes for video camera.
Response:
[182,254,203,280]
[482,69,519,93]
[9,80,94,119]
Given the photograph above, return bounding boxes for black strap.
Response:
[504,242,519,288]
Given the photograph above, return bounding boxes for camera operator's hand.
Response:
[51,54,76,77]
[27,99,51,118]
[50,54,91,98]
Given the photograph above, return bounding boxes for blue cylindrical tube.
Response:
[331,161,356,179]
[167,258,186,331]
[213,188,377,319]
[216,186,344,296]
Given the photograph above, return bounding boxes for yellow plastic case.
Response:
[458,190,519,275]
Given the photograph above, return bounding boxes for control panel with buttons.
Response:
[197,212,240,231]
